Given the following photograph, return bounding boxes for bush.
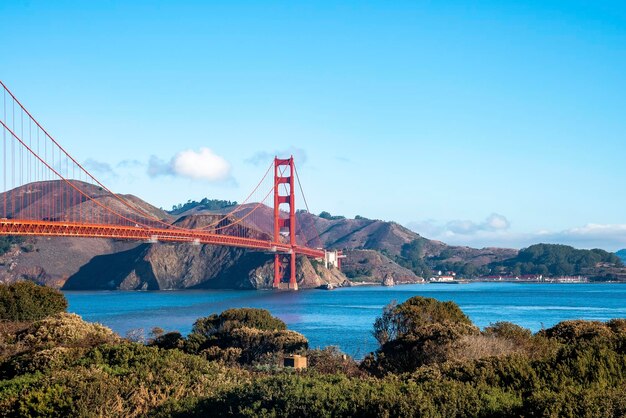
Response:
[483,322,532,341]
[157,373,523,417]
[183,309,306,365]
[149,332,184,350]
[0,343,250,417]
[17,313,119,350]
[0,282,67,321]
[191,308,286,339]
[307,346,364,377]
[538,320,613,344]
[373,297,473,346]
[367,297,479,374]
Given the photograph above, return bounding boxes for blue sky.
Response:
[1,0,625,250]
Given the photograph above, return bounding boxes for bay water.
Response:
[64,282,626,357]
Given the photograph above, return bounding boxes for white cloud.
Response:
[484,213,510,231]
[148,148,232,182]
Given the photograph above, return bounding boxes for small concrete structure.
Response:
[284,354,308,370]
[324,250,346,269]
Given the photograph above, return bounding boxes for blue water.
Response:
[64,283,626,357]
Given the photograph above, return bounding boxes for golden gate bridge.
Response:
[0,81,341,290]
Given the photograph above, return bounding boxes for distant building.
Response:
[430,276,455,282]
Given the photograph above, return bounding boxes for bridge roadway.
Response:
[0,219,326,259]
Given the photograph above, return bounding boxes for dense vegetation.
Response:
[1,284,626,417]
[152,308,308,365]
[318,211,346,221]
[393,239,434,278]
[617,249,626,264]
[392,241,624,279]
[390,239,487,279]
[169,198,238,215]
[0,282,67,321]
[489,243,623,277]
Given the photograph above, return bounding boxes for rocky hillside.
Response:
[63,243,346,290]
[0,180,172,224]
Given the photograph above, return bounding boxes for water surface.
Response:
[64,282,626,357]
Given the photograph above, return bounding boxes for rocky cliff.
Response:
[62,242,346,290]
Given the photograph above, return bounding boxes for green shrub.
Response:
[192,308,287,337]
[483,322,532,341]
[0,282,67,321]
[539,320,613,344]
[367,297,479,374]
[373,297,473,346]
[149,332,184,350]
[156,373,523,418]
[307,346,364,377]
[183,308,304,365]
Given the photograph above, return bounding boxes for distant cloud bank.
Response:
[408,216,626,252]
[83,158,115,177]
[408,213,511,239]
[245,147,307,166]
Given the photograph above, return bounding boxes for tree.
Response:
[0,281,68,321]
[183,308,306,364]
[318,211,333,219]
[366,296,479,374]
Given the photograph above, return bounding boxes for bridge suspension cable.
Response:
[0,81,326,269]
[0,81,182,230]
[293,161,323,248]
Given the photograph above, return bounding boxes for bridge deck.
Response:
[0,220,326,258]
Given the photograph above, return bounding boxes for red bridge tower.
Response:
[273,156,298,290]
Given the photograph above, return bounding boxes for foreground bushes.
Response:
[157,328,626,418]
[364,297,557,376]
[0,282,67,321]
[0,343,250,417]
[1,292,625,417]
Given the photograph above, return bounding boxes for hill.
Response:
[0,180,172,223]
[617,249,626,263]
[489,244,626,280]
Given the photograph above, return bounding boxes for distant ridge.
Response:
[617,249,626,263]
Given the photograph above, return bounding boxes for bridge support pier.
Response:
[289,252,298,290]
[273,252,298,290]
